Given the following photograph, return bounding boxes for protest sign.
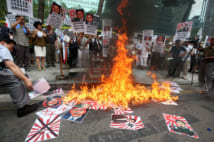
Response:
[84,14,99,35]
[25,115,61,142]
[143,30,153,54]
[110,114,144,130]
[55,29,64,37]
[47,2,64,29]
[204,36,213,47]
[26,17,41,31]
[7,0,33,17]
[71,9,85,33]
[5,14,16,28]
[174,21,193,41]
[154,35,165,53]
[64,16,71,26]
[102,19,112,47]
[163,113,199,139]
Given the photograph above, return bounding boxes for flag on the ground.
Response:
[25,115,61,142]
[62,107,89,123]
[110,114,144,130]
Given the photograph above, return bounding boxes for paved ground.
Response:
[1,64,214,142]
[0,85,214,142]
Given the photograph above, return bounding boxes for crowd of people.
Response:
[1,14,214,117]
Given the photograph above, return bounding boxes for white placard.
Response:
[7,0,33,17]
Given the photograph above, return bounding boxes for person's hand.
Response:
[43,32,47,37]
[24,79,33,90]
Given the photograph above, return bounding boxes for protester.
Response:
[135,39,143,70]
[76,33,90,67]
[188,41,198,72]
[32,21,47,71]
[198,37,214,95]
[0,36,38,117]
[168,40,187,77]
[11,15,31,71]
[181,40,194,79]
[163,42,172,70]
[44,25,57,68]
[69,35,78,68]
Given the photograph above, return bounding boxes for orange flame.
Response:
[63,0,178,108]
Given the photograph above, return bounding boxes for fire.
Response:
[63,0,178,108]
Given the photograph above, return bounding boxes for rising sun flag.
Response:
[63,0,178,108]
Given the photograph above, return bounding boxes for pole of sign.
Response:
[56,43,65,80]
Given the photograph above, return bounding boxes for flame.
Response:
[63,0,178,108]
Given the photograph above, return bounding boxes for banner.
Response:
[174,21,193,41]
[7,0,33,17]
[142,30,153,52]
[47,2,64,29]
[71,9,85,33]
[84,14,99,35]
[25,17,41,31]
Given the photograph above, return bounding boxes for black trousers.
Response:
[46,43,56,66]
[14,44,30,68]
[168,58,182,77]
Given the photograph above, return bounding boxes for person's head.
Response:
[175,39,181,47]
[0,36,16,52]
[139,39,143,43]
[47,25,52,31]
[33,21,43,30]
[15,15,21,21]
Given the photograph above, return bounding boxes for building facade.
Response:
[200,0,214,37]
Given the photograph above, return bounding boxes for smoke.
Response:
[103,0,156,34]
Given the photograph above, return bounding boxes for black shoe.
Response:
[17,103,39,117]
[46,65,50,68]
[51,64,56,67]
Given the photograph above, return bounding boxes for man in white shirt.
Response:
[0,36,38,117]
[136,39,143,69]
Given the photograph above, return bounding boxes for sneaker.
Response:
[17,103,39,117]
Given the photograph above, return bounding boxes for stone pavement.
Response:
[1,63,214,142]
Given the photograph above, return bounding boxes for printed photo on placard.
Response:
[163,113,199,139]
[50,2,62,15]
[86,13,93,25]
[62,107,89,123]
[25,115,61,142]
[110,114,144,130]
[40,96,63,108]
[68,9,77,22]
[76,9,84,22]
